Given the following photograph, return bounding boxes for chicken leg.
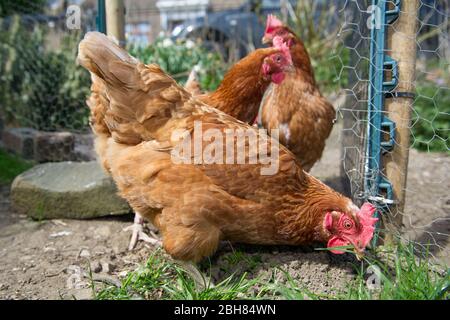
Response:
[123,212,161,250]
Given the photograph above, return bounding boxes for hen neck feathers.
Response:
[207,49,276,122]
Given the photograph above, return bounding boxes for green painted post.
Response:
[96,0,106,33]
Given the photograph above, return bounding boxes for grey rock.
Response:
[34,131,75,163]
[11,161,130,219]
[2,127,37,160]
[100,261,114,274]
[72,133,96,162]
[70,288,93,300]
[79,249,90,258]
[91,261,102,273]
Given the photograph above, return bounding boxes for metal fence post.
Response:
[365,0,400,244]
[96,0,106,34]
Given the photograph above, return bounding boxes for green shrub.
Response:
[129,38,226,92]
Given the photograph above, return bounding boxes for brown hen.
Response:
[260,15,336,172]
[78,32,377,263]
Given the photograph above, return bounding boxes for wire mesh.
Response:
[337,0,449,264]
[0,0,96,162]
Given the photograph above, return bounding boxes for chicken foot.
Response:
[123,212,161,250]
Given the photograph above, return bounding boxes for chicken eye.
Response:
[343,219,353,229]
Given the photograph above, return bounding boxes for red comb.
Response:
[265,14,284,35]
[273,36,292,65]
[356,203,378,248]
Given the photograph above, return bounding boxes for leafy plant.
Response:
[129,38,227,92]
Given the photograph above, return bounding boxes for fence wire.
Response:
[337,0,449,264]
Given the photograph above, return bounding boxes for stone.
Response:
[100,261,114,274]
[91,261,102,273]
[79,249,90,258]
[70,288,93,300]
[1,127,37,160]
[34,131,75,163]
[11,161,130,219]
[72,133,96,162]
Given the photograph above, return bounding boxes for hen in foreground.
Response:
[87,35,293,249]
[78,32,377,264]
[260,15,336,172]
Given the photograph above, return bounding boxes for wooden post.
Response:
[280,0,288,23]
[105,0,126,47]
[382,0,420,243]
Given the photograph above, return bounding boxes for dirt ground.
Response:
[0,122,448,299]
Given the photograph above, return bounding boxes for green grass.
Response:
[94,249,263,300]
[344,244,449,300]
[0,148,33,184]
[93,244,448,300]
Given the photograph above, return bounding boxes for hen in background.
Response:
[78,32,377,266]
[260,15,336,172]
[83,33,293,250]
[189,37,293,124]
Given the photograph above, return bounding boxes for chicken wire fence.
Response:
[0,1,98,162]
[0,1,97,133]
[336,0,449,262]
[0,1,448,260]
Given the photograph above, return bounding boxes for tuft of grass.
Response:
[165,271,260,300]
[0,148,33,184]
[94,249,262,300]
[95,250,174,300]
[343,243,449,300]
[222,249,262,271]
[94,244,448,300]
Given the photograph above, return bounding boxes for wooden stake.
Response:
[383,0,420,243]
[105,0,126,47]
[280,0,288,23]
